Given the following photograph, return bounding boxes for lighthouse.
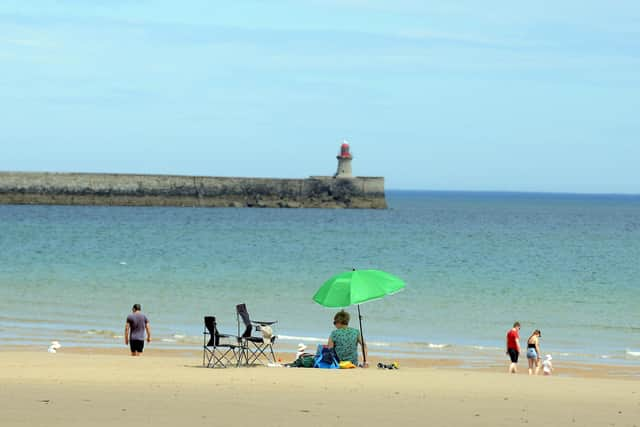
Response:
[334,141,353,178]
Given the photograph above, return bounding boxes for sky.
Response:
[1,1,639,193]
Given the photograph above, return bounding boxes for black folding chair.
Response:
[236,303,278,366]
[203,316,243,368]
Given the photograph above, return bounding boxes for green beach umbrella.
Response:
[313,269,406,364]
[313,269,406,307]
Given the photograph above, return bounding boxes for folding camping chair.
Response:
[236,303,278,366]
[203,316,243,368]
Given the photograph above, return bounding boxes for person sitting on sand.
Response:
[542,354,553,376]
[526,329,542,375]
[296,343,312,359]
[327,310,368,368]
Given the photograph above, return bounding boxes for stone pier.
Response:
[0,172,387,209]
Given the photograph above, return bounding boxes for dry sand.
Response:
[1,348,638,427]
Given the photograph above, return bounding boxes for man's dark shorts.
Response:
[130,340,145,353]
[508,348,519,363]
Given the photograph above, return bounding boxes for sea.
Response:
[1,191,639,367]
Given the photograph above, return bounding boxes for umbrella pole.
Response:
[357,304,366,365]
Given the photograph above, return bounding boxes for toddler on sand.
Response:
[542,354,553,376]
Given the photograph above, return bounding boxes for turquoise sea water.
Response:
[1,191,639,366]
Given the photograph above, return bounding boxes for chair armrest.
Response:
[251,320,277,326]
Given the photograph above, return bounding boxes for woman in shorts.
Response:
[526,329,542,375]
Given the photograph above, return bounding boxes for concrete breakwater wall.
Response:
[0,172,386,209]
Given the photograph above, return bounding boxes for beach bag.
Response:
[314,345,339,369]
[301,355,315,367]
[290,355,315,368]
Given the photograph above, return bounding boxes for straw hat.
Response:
[295,343,308,358]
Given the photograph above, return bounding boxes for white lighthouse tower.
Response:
[334,140,353,178]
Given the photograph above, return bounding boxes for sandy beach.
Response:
[1,348,638,427]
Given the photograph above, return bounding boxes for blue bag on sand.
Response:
[314,344,339,369]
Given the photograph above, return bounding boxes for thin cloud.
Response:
[397,29,531,49]
[3,38,45,47]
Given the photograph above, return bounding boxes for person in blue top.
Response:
[327,310,368,367]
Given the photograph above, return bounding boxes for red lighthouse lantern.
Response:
[339,143,352,159]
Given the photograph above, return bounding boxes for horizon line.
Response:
[387,188,640,197]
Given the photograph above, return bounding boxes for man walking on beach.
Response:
[125,304,151,356]
[506,321,521,374]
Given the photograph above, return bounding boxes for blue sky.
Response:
[1,1,639,193]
